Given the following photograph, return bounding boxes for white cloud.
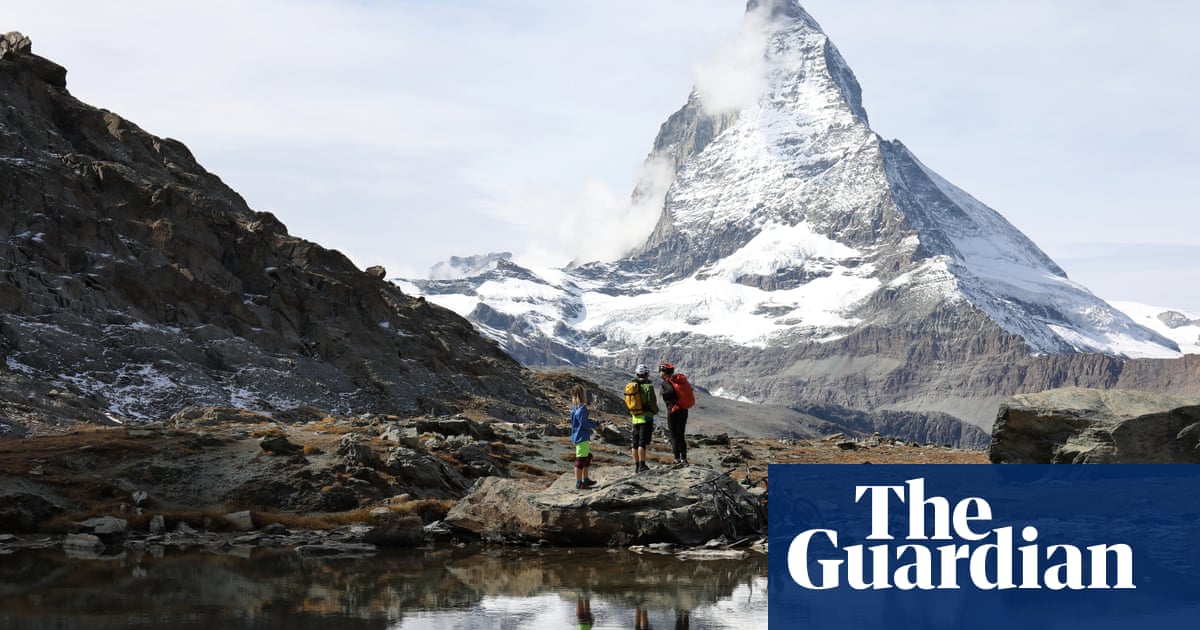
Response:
[692,4,773,115]
[472,154,674,269]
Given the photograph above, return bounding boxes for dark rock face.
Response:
[989,388,1200,463]
[385,447,471,499]
[0,492,62,532]
[0,33,551,433]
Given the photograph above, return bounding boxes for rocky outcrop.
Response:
[445,465,764,546]
[0,491,62,531]
[0,411,549,529]
[0,401,985,535]
[0,33,557,435]
[989,388,1200,463]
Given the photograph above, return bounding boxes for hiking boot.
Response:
[582,478,598,488]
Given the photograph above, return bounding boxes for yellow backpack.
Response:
[624,381,644,415]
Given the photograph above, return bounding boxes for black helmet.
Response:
[658,362,675,375]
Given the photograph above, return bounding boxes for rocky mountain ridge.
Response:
[0,31,558,437]
[403,0,1199,439]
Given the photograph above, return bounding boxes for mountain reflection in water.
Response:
[0,545,767,629]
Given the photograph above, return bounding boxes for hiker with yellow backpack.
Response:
[624,364,659,473]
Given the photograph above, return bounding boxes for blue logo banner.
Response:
[768,464,1200,629]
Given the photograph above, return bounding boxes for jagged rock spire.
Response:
[632,0,872,277]
[739,0,867,124]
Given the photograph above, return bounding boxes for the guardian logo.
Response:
[786,478,1135,591]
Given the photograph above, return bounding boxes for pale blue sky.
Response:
[8,0,1200,311]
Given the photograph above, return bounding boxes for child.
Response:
[570,384,598,489]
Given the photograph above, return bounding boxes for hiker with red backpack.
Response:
[624,364,659,473]
[658,362,695,467]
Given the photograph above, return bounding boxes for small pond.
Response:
[0,544,767,629]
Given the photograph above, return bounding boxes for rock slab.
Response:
[445,465,763,546]
[989,388,1200,463]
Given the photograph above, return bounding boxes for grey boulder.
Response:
[445,465,763,546]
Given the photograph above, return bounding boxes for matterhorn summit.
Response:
[406,0,1184,437]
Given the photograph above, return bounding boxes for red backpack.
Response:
[669,373,695,410]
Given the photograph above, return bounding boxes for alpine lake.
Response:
[0,542,767,629]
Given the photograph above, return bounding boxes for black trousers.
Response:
[667,409,689,461]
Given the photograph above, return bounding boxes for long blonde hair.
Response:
[570,384,587,407]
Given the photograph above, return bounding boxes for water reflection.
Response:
[0,545,766,629]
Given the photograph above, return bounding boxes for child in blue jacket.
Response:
[570,384,598,489]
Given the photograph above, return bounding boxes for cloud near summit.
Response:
[692,3,773,116]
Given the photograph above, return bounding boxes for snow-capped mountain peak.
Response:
[405,1,1185,435]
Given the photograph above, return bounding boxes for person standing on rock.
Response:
[625,364,659,473]
[658,362,691,467]
[570,384,598,489]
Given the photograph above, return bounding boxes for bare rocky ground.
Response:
[0,387,986,543]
